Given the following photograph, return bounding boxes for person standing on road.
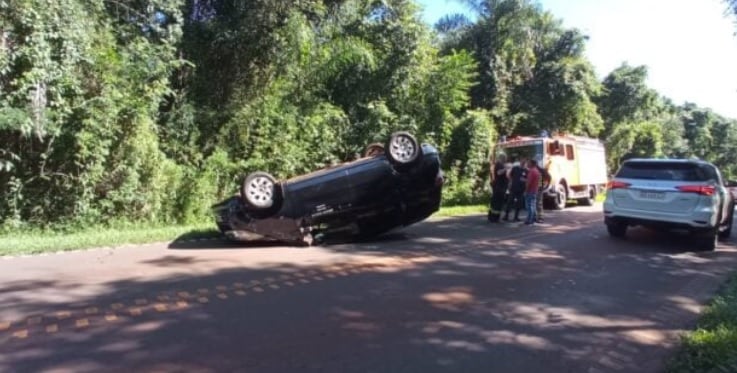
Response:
[535,156,551,223]
[503,157,527,222]
[488,154,509,223]
[525,159,541,225]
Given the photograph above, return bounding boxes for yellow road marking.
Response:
[27,317,42,326]
[154,304,168,312]
[105,314,118,322]
[46,324,58,333]
[197,297,209,304]
[217,293,228,300]
[56,311,72,319]
[75,319,89,328]
[13,330,28,339]
[111,303,124,310]
[0,321,9,331]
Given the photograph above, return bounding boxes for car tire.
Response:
[240,171,281,215]
[607,222,627,238]
[553,184,567,210]
[719,207,733,240]
[385,132,421,168]
[698,230,718,251]
[364,143,385,158]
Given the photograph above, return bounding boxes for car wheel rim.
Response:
[246,176,274,208]
[390,136,415,163]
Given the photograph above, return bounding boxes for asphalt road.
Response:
[1,204,736,373]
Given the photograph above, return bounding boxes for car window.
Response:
[616,162,711,181]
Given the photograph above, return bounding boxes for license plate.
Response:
[639,191,665,200]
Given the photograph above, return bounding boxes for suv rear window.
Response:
[616,162,716,181]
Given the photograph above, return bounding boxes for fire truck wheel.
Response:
[553,184,567,210]
[578,187,595,206]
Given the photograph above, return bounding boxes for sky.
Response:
[417,0,737,119]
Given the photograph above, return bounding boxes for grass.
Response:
[668,273,737,373]
[0,223,218,257]
[433,204,488,217]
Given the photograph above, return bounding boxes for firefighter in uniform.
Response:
[535,155,551,223]
[488,154,509,222]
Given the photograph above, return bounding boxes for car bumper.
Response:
[603,201,718,231]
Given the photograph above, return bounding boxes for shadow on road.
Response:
[0,207,736,372]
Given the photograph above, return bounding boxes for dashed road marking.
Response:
[46,324,58,333]
[154,303,168,312]
[75,319,89,328]
[111,303,125,311]
[13,329,28,339]
[129,308,143,316]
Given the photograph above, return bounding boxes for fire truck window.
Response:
[565,144,574,160]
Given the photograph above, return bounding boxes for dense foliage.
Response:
[2,0,737,229]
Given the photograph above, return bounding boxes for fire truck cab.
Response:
[494,133,608,209]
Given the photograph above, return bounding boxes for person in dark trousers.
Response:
[534,156,551,223]
[503,157,527,222]
[488,154,509,222]
[525,159,541,225]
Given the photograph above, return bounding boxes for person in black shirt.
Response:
[503,157,527,222]
[488,154,509,222]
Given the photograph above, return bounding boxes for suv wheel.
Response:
[698,230,718,251]
[607,222,627,238]
[719,207,733,240]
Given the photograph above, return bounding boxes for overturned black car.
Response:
[212,132,444,245]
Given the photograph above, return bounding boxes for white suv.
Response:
[603,158,734,251]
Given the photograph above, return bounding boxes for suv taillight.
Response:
[607,181,631,189]
[676,185,715,196]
